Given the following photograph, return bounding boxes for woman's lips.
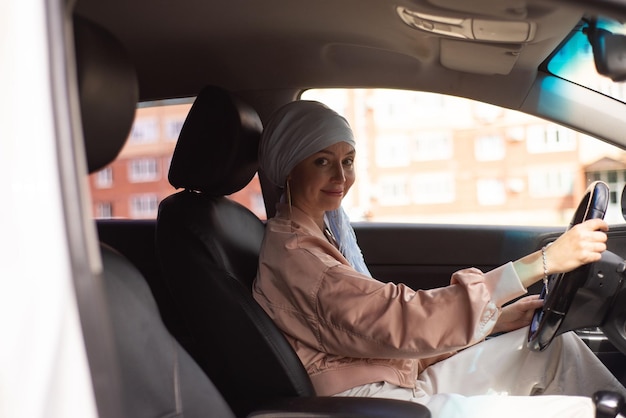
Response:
[323,189,344,197]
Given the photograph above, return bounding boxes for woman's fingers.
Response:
[585,218,610,232]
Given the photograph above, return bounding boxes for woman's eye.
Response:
[343,158,354,167]
[314,158,329,166]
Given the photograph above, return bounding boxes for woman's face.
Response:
[288,141,356,222]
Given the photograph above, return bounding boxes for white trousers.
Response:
[336,328,626,418]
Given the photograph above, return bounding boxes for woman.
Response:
[253,100,625,417]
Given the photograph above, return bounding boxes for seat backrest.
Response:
[163,85,265,289]
[101,244,236,418]
[156,86,316,417]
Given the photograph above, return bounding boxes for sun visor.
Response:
[440,39,523,75]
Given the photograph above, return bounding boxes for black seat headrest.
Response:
[74,16,138,173]
[168,85,262,196]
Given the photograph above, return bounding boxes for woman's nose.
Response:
[331,163,346,182]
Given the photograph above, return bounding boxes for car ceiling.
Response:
[74,0,586,104]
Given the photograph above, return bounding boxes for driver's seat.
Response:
[155,86,431,418]
[156,86,313,415]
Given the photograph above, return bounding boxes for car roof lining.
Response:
[74,0,577,101]
[73,0,626,148]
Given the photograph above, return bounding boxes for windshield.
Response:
[547,17,626,102]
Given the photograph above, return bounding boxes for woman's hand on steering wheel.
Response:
[546,218,609,275]
[526,181,611,351]
[513,218,608,289]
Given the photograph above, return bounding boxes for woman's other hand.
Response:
[492,295,543,334]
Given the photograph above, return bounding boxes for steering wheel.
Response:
[527,181,610,351]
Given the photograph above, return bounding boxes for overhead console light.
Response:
[397,7,536,43]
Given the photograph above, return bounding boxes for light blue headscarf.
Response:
[259,100,372,277]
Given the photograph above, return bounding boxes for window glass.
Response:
[88,90,626,225]
[414,132,453,161]
[128,158,160,182]
[130,194,159,219]
[88,98,266,220]
[526,125,576,153]
[301,88,626,225]
[527,167,575,197]
[378,176,410,206]
[411,173,455,205]
[129,117,159,143]
[95,167,113,188]
[546,18,626,103]
[96,202,113,219]
[475,135,504,161]
[164,116,186,141]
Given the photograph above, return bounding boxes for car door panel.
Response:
[355,223,560,294]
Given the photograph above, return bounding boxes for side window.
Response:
[88,98,266,220]
[301,88,626,225]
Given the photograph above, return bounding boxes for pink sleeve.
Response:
[313,262,527,360]
[452,262,526,306]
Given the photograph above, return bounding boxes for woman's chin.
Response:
[323,202,343,212]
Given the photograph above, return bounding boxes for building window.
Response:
[587,169,626,223]
[129,117,159,143]
[413,132,453,161]
[477,178,506,205]
[378,176,410,205]
[130,194,159,218]
[95,167,113,188]
[475,135,505,161]
[526,125,576,153]
[128,158,159,182]
[164,117,185,140]
[528,167,574,197]
[96,202,113,219]
[411,173,455,204]
[371,90,446,125]
[376,136,410,167]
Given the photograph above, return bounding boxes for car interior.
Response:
[77,11,430,418]
[62,0,626,417]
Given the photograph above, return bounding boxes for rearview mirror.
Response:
[586,21,626,82]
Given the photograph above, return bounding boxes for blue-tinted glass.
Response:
[546,18,626,103]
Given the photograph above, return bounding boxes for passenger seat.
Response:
[101,244,237,417]
[74,15,234,417]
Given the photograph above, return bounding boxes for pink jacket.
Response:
[253,204,527,396]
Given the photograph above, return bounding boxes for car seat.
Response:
[156,86,430,417]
